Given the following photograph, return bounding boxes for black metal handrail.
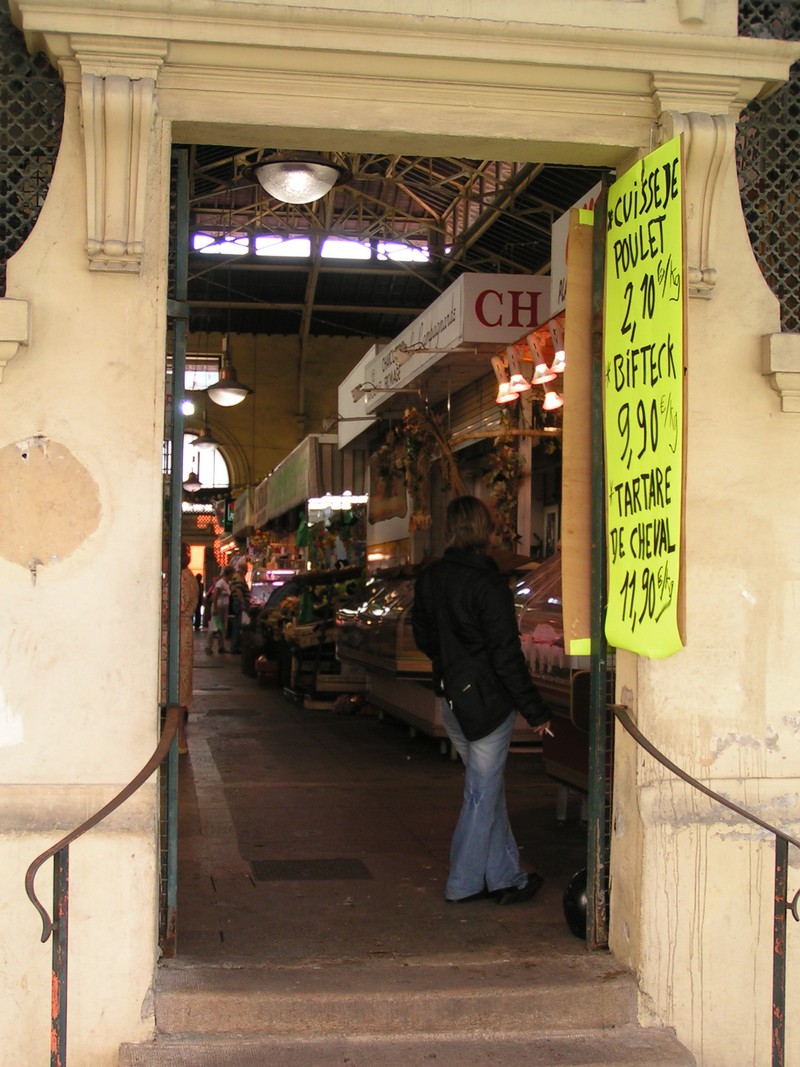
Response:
[24,704,181,1066]
[614,705,800,1067]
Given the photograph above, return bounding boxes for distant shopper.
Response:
[229,561,251,654]
[194,574,204,631]
[206,564,234,655]
[412,495,552,905]
[161,543,197,754]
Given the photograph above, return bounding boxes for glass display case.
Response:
[336,566,543,752]
[336,569,432,678]
[514,552,599,798]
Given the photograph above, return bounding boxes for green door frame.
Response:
[586,177,612,950]
[161,147,190,955]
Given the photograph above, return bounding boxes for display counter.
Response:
[515,551,612,805]
[336,566,543,753]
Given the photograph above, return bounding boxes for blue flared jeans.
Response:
[441,699,528,901]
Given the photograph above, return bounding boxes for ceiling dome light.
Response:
[246,151,352,205]
[182,470,203,493]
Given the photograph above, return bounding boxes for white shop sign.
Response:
[360,273,550,413]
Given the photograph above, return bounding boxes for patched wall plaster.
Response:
[0,435,100,575]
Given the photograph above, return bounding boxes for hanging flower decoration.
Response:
[375,407,466,529]
[484,408,527,551]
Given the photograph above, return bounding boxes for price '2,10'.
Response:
[620,273,657,344]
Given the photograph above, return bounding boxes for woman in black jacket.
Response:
[412,495,552,904]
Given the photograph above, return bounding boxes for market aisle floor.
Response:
[176,634,589,964]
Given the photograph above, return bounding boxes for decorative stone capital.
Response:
[762,334,800,412]
[78,60,160,273]
[0,299,31,382]
[656,110,734,300]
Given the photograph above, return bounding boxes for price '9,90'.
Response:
[617,398,659,470]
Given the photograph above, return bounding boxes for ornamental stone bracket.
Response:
[0,299,31,382]
[80,71,157,273]
[657,109,735,300]
[73,39,165,274]
[762,334,800,413]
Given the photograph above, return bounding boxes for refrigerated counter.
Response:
[336,566,543,752]
[514,551,604,802]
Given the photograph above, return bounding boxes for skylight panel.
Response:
[377,241,430,263]
[255,235,311,258]
[194,233,249,255]
[321,237,371,260]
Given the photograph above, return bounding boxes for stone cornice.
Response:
[11,2,800,105]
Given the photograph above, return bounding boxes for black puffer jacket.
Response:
[412,547,549,737]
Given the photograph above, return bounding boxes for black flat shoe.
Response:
[446,888,493,903]
[495,873,545,905]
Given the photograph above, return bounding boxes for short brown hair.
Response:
[445,495,493,552]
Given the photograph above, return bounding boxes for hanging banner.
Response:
[603,136,685,658]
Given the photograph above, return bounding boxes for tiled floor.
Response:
[177,636,589,965]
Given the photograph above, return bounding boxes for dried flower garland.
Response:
[374,407,465,529]
[484,409,527,551]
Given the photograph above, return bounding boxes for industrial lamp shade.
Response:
[491,355,519,405]
[207,359,252,407]
[542,388,564,411]
[526,331,557,385]
[549,316,566,374]
[191,424,221,450]
[506,344,531,394]
[496,381,518,404]
[182,470,203,493]
[246,151,351,205]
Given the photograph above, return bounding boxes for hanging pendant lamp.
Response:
[527,331,557,386]
[182,469,203,493]
[506,344,532,394]
[491,355,519,405]
[207,337,252,407]
[191,423,221,450]
[542,387,564,411]
[549,315,566,374]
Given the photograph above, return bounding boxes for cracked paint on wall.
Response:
[0,435,100,570]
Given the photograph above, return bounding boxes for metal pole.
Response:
[772,835,788,1067]
[51,848,69,1067]
[163,148,190,954]
[587,178,611,949]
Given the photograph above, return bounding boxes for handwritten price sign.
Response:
[604,137,685,658]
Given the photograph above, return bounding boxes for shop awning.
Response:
[253,435,368,528]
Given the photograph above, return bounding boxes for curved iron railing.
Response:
[614,705,800,1067]
[24,705,181,1066]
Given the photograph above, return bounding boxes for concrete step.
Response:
[119,956,696,1066]
[120,1024,696,1066]
[149,957,636,1037]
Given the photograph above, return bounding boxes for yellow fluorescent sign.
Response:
[603,136,685,658]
